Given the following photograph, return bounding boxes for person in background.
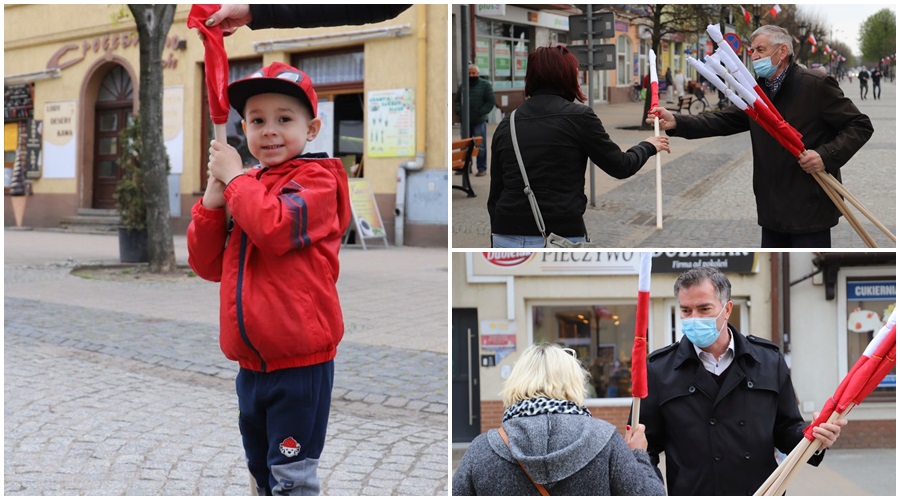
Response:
[857,65,870,100]
[455,64,496,177]
[871,67,882,100]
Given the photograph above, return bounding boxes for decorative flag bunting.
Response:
[630,253,652,427]
[755,310,896,496]
[187,4,231,138]
[769,4,781,18]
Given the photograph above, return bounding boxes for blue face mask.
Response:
[752,46,784,79]
[681,305,727,348]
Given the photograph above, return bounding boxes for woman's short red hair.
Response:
[524,45,586,102]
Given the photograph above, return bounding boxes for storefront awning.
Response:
[254,24,412,53]
[4,68,61,86]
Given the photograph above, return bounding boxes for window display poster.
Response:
[846,279,895,390]
[475,39,491,75]
[494,40,511,73]
[43,100,76,179]
[514,36,528,78]
[367,89,415,158]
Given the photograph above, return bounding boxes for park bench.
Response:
[665,95,694,114]
[451,136,482,198]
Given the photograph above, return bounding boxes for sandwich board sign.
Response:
[345,178,389,249]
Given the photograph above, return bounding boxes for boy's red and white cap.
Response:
[228,61,318,118]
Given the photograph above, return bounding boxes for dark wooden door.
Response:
[92,66,133,209]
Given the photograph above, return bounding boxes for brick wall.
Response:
[479,402,895,449]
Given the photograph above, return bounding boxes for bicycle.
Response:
[689,94,711,114]
[631,84,643,102]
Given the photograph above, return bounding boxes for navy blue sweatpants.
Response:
[236,361,334,495]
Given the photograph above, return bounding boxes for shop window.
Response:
[845,278,895,402]
[474,20,529,90]
[617,35,632,86]
[532,303,641,399]
[4,122,17,188]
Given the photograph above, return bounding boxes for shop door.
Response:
[92,66,134,209]
[452,308,481,442]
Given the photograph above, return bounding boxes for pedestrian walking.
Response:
[453,343,665,496]
[858,66,870,99]
[871,67,882,99]
[673,68,686,99]
[665,67,674,103]
[187,62,352,495]
[639,266,847,495]
[488,45,669,248]
[648,25,873,248]
[455,65,496,177]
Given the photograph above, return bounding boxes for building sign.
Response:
[651,252,759,274]
[43,100,77,179]
[847,281,896,301]
[480,320,516,364]
[46,32,186,72]
[4,84,34,121]
[23,119,42,179]
[367,89,415,158]
[476,4,506,16]
[473,252,760,276]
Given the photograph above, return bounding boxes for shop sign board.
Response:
[345,178,388,249]
[472,252,759,276]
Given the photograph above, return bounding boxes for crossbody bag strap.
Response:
[509,109,549,240]
[497,426,550,496]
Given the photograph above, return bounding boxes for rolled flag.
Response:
[648,50,659,113]
[187,4,231,128]
[631,253,652,399]
[803,309,897,440]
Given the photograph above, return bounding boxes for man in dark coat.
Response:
[455,65,496,176]
[648,25,873,248]
[639,266,847,495]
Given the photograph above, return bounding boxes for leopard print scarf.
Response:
[502,396,592,422]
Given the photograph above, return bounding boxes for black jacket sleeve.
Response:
[248,5,412,29]
[581,108,657,179]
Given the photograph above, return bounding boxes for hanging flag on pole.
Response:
[769,4,782,18]
[741,6,752,25]
[187,4,231,141]
[808,33,817,46]
[630,253,651,428]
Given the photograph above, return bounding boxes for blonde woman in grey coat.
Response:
[452,343,665,496]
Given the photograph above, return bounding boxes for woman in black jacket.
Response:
[488,45,669,248]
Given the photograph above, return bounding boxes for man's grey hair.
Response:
[751,25,794,57]
[674,266,732,305]
[468,63,479,73]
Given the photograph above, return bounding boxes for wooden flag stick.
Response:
[631,397,641,433]
[811,171,877,247]
[654,116,662,230]
[754,434,812,495]
[818,172,896,242]
[770,408,848,496]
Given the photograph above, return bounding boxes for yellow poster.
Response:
[348,178,386,238]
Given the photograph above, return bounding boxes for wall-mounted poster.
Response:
[367,89,415,158]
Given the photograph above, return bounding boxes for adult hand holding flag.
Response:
[755,310,896,496]
[187,4,231,141]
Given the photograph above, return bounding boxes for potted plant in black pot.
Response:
[115,117,149,263]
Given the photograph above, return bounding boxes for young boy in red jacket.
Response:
[187,62,351,495]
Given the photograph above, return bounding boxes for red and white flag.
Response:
[769,4,781,18]
[631,253,652,400]
[741,6,752,24]
[807,33,817,46]
[824,44,832,54]
[792,35,800,44]
[811,44,817,54]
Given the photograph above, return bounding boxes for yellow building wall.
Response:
[5,4,447,206]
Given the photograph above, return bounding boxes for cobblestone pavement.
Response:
[453,79,895,248]
[4,233,448,495]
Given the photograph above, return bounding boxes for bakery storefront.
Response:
[452,252,895,449]
[4,5,447,245]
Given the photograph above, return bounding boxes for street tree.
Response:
[632,4,719,129]
[128,5,177,273]
[859,8,896,66]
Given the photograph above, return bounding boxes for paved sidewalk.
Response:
[4,230,448,495]
[453,79,895,248]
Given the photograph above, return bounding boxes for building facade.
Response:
[452,251,896,450]
[4,4,447,246]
